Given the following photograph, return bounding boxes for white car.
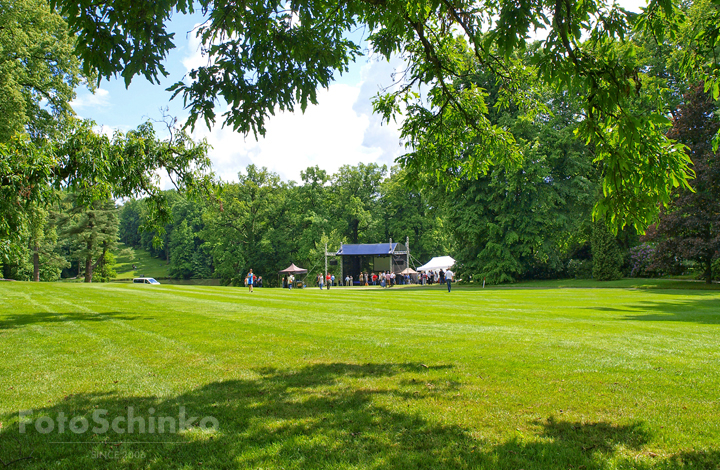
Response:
[133,277,161,285]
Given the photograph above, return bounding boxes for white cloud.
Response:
[353,54,407,166]
[182,26,211,73]
[70,88,111,110]
[191,80,403,183]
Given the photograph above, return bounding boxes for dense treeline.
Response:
[114,158,607,286]
[118,164,449,286]
[1,192,121,282]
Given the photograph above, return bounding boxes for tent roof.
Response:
[336,243,397,256]
[400,267,417,274]
[278,263,308,274]
[416,256,455,271]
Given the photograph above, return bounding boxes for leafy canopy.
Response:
[0,0,82,142]
[51,0,718,231]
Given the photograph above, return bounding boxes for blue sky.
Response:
[71,1,646,185]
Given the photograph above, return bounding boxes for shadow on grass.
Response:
[623,298,720,325]
[584,306,632,312]
[0,311,148,330]
[0,362,715,469]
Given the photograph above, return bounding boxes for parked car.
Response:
[133,277,161,285]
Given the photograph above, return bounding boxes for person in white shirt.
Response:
[445,269,454,292]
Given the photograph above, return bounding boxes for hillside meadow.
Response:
[0,281,718,469]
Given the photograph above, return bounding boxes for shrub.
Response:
[628,243,660,277]
[567,259,593,279]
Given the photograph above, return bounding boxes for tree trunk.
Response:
[351,220,359,244]
[33,240,40,282]
[85,255,93,283]
[85,238,94,283]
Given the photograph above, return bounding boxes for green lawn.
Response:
[0,281,719,469]
[113,243,169,280]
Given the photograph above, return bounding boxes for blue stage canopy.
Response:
[336,243,397,256]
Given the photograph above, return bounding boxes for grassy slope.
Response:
[113,243,169,280]
[0,282,718,469]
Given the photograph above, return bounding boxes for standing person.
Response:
[257,276,263,288]
[445,268,454,292]
[247,269,255,293]
[317,273,323,289]
[289,274,294,290]
[326,273,331,290]
[331,274,335,287]
[380,272,386,288]
[345,274,350,286]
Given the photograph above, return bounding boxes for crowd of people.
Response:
[281,274,295,289]
[248,268,456,292]
[315,273,335,289]
[340,271,404,287]
[329,268,455,290]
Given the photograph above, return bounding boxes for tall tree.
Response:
[0,0,81,142]
[202,166,290,285]
[330,163,386,244]
[591,221,623,281]
[287,166,339,273]
[168,219,195,279]
[27,203,69,282]
[649,84,720,283]
[380,167,449,264]
[118,199,143,248]
[433,50,598,283]
[61,195,119,283]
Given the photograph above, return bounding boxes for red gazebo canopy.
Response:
[278,263,308,274]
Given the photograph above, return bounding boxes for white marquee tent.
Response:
[416,256,455,272]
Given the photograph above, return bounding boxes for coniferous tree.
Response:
[591,221,623,281]
[61,195,119,283]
